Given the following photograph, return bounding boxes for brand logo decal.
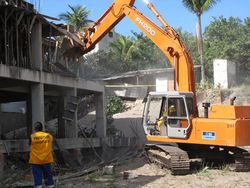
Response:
[135,17,156,36]
[202,131,216,140]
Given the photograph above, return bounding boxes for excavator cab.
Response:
[143,92,194,139]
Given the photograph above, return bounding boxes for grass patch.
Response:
[197,166,213,180]
[87,174,102,183]
[218,163,231,172]
[85,169,122,188]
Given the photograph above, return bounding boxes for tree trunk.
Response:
[196,14,205,83]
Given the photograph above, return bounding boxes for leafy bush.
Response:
[106,96,124,118]
[196,81,213,92]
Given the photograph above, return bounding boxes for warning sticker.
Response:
[202,132,216,140]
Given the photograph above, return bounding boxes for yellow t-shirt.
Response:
[157,118,165,130]
[29,131,54,164]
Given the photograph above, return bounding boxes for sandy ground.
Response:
[57,157,250,188]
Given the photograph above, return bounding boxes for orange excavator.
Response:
[64,0,250,174]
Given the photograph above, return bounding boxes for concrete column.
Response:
[61,87,81,164]
[95,92,106,137]
[26,95,32,137]
[64,88,78,138]
[31,83,44,131]
[58,95,65,138]
[31,23,42,70]
[0,153,5,178]
[0,104,2,138]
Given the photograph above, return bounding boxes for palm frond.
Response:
[182,0,196,14]
[201,0,220,12]
[182,0,220,15]
[58,4,90,31]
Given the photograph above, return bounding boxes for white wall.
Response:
[156,77,168,92]
[213,59,236,89]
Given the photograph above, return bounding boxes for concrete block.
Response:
[103,165,115,175]
[213,59,236,89]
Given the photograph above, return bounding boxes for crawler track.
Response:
[229,147,250,172]
[146,144,190,175]
[147,144,250,175]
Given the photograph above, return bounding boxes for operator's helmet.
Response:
[169,105,176,113]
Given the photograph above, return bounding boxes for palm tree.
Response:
[58,5,91,77]
[59,5,91,32]
[109,36,139,72]
[182,0,220,82]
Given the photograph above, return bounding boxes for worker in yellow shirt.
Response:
[157,105,177,133]
[29,122,54,188]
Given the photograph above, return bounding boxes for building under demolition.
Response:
[0,0,116,158]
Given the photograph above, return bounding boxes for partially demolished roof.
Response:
[101,68,174,81]
[101,65,201,81]
[0,0,83,44]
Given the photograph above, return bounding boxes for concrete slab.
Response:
[0,64,104,93]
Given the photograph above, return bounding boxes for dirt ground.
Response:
[56,157,250,188]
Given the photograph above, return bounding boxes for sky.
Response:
[34,0,250,36]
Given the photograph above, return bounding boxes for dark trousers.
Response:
[31,163,54,187]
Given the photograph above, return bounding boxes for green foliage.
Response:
[203,16,250,81]
[197,166,213,180]
[106,96,124,118]
[81,50,119,78]
[196,80,213,92]
[109,35,136,72]
[88,174,100,183]
[130,31,168,69]
[182,0,220,16]
[176,28,200,65]
[59,5,91,31]
[106,32,168,73]
[83,31,168,75]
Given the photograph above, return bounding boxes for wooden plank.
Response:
[6,9,15,21]
[16,11,24,25]
[0,14,4,23]
[16,13,19,66]
[0,0,9,5]
[29,15,36,33]
[27,16,31,68]
[15,11,24,67]
[9,0,15,6]
[4,9,7,65]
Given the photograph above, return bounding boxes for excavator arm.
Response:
[81,0,197,113]
[83,0,135,52]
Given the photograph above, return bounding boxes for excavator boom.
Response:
[82,0,197,114]
[83,0,135,53]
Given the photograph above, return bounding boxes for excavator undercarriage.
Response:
[146,144,250,175]
[146,144,190,175]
